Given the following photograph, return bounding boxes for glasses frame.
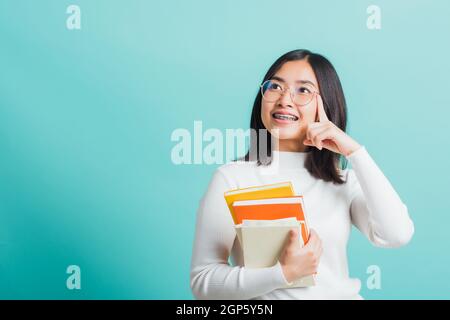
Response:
[260,79,320,106]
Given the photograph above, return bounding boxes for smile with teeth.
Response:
[272,113,299,121]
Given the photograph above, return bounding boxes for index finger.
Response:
[316,94,329,123]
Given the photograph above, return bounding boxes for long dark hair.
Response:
[242,49,348,184]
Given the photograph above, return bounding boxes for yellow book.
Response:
[224,182,294,225]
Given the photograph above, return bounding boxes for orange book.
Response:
[224,182,294,225]
[232,196,310,244]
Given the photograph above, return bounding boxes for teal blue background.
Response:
[1,0,449,299]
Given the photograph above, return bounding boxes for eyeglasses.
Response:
[260,79,320,106]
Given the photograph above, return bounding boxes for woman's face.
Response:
[261,59,320,149]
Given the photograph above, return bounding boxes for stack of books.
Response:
[224,182,315,288]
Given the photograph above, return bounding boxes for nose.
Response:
[277,88,294,108]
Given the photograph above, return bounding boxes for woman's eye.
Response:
[298,87,312,94]
[269,83,282,90]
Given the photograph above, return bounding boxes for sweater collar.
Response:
[270,150,310,170]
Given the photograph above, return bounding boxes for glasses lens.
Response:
[294,93,313,105]
[261,80,282,102]
[261,80,316,105]
[293,84,316,105]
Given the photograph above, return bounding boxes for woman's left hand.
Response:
[303,94,362,157]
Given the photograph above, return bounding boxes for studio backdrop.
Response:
[0,0,449,299]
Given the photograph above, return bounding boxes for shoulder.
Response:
[338,167,361,202]
[210,159,258,189]
[336,167,359,191]
[199,160,257,202]
[339,167,356,183]
[217,159,257,177]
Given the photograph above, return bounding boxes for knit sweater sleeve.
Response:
[345,146,415,248]
[190,167,291,300]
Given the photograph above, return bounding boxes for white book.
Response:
[235,218,315,288]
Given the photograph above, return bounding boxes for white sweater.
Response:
[190,146,414,300]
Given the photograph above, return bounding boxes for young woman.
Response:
[190,49,414,300]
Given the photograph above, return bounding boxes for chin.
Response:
[269,125,301,140]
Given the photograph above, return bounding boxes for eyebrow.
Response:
[271,76,317,87]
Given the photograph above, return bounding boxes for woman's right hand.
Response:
[279,228,323,283]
